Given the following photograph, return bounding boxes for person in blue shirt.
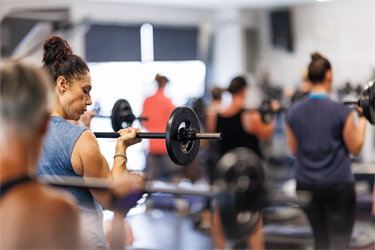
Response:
[286,52,367,250]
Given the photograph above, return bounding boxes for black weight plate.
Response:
[258,99,274,124]
[367,80,375,124]
[213,147,265,240]
[165,107,201,166]
[111,99,133,131]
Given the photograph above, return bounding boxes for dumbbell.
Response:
[244,99,286,124]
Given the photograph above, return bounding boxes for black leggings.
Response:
[297,183,356,250]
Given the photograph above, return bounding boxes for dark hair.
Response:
[308,52,331,84]
[155,74,169,87]
[42,36,89,84]
[227,76,247,94]
[211,87,223,101]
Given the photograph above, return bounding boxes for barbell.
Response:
[256,80,375,124]
[93,99,148,130]
[94,106,223,166]
[38,147,309,241]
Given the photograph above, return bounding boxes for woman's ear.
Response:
[56,76,67,93]
[324,69,332,92]
[325,69,332,83]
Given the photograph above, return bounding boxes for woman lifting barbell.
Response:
[0,60,144,250]
[286,52,367,250]
[36,36,143,249]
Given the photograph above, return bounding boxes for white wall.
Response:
[256,2,374,89]
[211,9,243,88]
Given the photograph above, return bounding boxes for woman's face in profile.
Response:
[63,73,92,121]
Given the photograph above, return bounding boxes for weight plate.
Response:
[111,99,133,131]
[259,99,275,124]
[165,107,201,166]
[362,80,375,124]
[213,147,266,240]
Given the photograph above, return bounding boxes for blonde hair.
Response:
[0,60,53,143]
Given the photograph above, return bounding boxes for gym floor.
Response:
[126,208,214,250]
[121,207,375,250]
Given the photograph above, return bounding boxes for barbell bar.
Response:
[94,132,223,140]
[95,114,148,121]
[94,106,223,166]
[38,176,218,197]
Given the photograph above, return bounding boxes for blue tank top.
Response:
[36,116,106,248]
[286,94,354,184]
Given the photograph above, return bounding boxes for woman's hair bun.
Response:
[311,52,324,61]
[42,36,72,66]
[155,73,168,85]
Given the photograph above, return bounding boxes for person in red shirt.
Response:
[141,74,179,181]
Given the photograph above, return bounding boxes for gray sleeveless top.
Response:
[36,116,106,248]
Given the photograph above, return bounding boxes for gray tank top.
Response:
[36,116,106,248]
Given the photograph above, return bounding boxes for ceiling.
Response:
[115,0,320,10]
[1,0,332,11]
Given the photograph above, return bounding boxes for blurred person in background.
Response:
[141,74,179,182]
[286,52,367,250]
[207,76,279,249]
[197,86,224,233]
[207,86,224,115]
[291,68,312,103]
[0,59,86,249]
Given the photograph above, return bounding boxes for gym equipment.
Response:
[214,147,265,239]
[343,80,375,124]
[93,99,148,130]
[258,80,375,124]
[38,147,308,240]
[246,99,285,124]
[94,107,223,166]
[258,99,282,123]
